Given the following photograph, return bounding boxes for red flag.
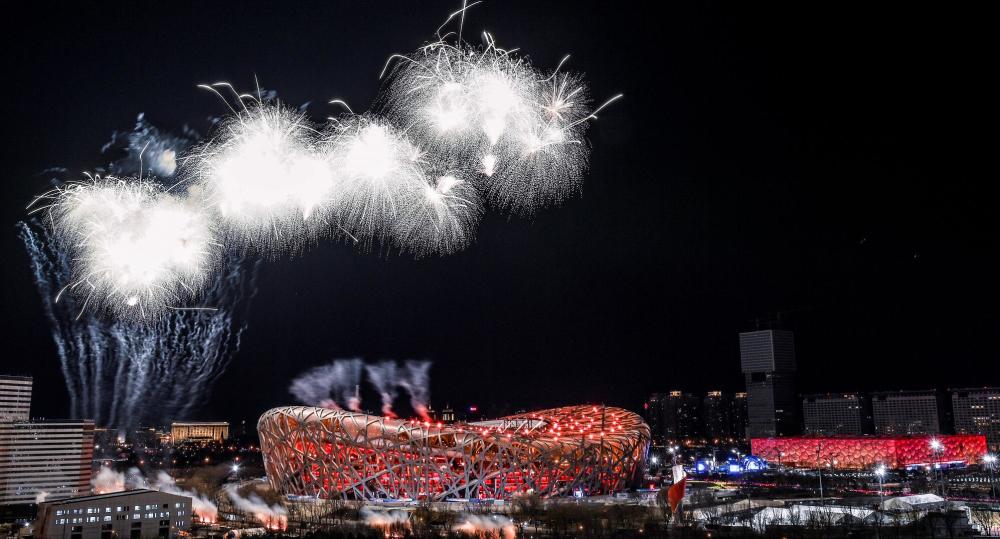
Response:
[667,476,687,513]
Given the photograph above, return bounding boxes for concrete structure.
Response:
[751,434,986,470]
[951,387,1000,450]
[35,489,191,539]
[802,393,873,435]
[0,419,95,505]
[169,422,228,444]
[872,390,944,435]
[0,375,32,422]
[740,329,797,438]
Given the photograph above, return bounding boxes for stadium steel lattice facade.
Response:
[258,405,650,501]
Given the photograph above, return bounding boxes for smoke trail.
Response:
[337,358,363,411]
[103,113,199,178]
[224,485,287,530]
[398,360,432,421]
[18,219,258,431]
[89,467,218,523]
[364,360,399,417]
[288,358,362,411]
[456,514,516,539]
[154,472,218,523]
[91,466,145,494]
[360,508,410,531]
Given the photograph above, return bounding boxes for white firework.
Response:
[392,173,482,257]
[35,177,216,319]
[189,102,334,253]
[378,35,617,214]
[322,116,428,245]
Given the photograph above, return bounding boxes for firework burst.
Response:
[188,101,335,253]
[378,34,618,213]
[31,178,217,319]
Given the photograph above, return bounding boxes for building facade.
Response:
[951,387,1000,451]
[169,422,228,444]
[644,393,668,445]
[740,329,797,438]
[872,390,944,436]
[35,489,191,539]
[664,391,702,441]
[0,375,32,422]
[731,392,748,440]
[703,391,747,441]
[802,393,873,435]
[751,434,986,470]
[259,405,650,501]
[0,420,95,505]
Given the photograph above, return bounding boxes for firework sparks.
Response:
[27,10,619,319]
[19,220,255,430]
[31,178,217,319]
[378,34,617,214]
[189,101,335,253]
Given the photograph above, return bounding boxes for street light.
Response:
[929,438,945,496]
[984,453,997,499]
[874,464,887,507]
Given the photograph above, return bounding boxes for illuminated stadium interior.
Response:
[258,405,650,501]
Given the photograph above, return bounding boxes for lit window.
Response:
[103,516,111,522]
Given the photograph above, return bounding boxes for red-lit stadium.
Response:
[751,434,988,470]
[258,405,650,501]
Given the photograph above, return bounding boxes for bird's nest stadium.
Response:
[258,405,650,501]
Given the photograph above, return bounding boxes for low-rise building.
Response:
[170,422,228,444]
[35,489,192,539]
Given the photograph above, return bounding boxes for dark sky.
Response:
[2,2,995,425]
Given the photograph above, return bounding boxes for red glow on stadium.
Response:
[751,434,987,470]
[258,405,650,501]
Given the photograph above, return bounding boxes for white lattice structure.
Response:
[258,405,649,500]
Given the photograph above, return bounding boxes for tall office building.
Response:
[703,391,730,440]
[0,419,95,505]
[644,392,702,443]
[643,394,668,445]
[740,329,797,438]
[951,387,1000,450]
[731,392,749,440]
[0,375,32,422]
[663,391,702,441]
[872,390,944,435]
[801,393,873,435]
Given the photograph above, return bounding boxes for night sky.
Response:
[2,2,995,425]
